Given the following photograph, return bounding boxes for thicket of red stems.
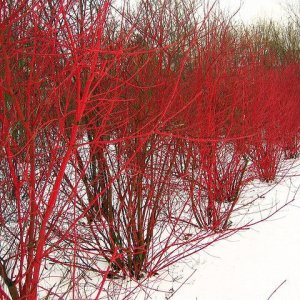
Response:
[240,61,300,182]
[0,0,300,299]
[0,0,130,298]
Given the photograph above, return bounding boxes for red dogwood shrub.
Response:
[1,1,300,299]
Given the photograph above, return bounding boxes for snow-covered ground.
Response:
[147,158,300,300]
[5,157,298,300]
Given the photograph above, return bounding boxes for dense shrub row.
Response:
[0,1,299,299]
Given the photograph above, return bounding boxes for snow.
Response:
[4,158,299,299]
[148,158,300,300]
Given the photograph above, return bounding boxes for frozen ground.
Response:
[147,158,300,300]
[19,158,299,300]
